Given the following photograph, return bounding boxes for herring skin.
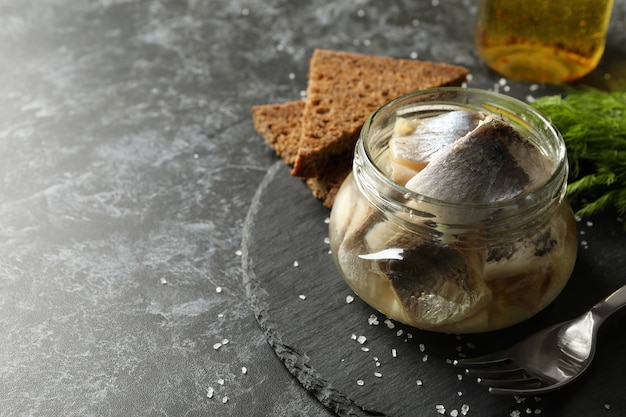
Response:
[405,117,553,203]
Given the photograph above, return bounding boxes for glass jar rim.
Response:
[358,87,568,214]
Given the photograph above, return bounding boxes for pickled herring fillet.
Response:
[389,110,486,183]
[405,117,553,203]
[375,239,491,327]
[363,221,490,328]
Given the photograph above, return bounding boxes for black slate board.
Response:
[242,161,626,417]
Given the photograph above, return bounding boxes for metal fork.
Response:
[454,284,626,395]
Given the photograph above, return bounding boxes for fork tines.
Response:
[453,355,547,395]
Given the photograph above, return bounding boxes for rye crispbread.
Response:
[251,49,468,208]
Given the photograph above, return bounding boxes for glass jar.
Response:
[329,88,578,334]
[474,0,614,83]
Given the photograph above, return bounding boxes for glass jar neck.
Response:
[353,88,569,241]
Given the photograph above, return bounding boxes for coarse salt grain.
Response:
[450,410,459,417]
[391,348,397,357]
[217,378,225,385]
[324,237,330,244]
[604,404,611,410]
[396,329,403,337]
[422,354,429,362]
[457,374,463,380]
[324,217,330,224]
[160,277,167,285]
[361,347,370,352]
[346,295,354,304]
[299,294,306,300]
[384,319,395,329]
[235,249,242,256]
[374,372,382,378]
[221,339,229,345]
[351,334,357,340]
[419,343,425,352]
[461,404,470,415]
[216,286,222,293]
[213,342,222,350]
[511,411,521,417]
[206,387,214,398]
[293,261,299,267]
[242,367,247,375]
[416,379,423,386]
[435,404,445,414]
[357,335,367,344]
[357,379,364,386]
[222,396,228,404]
[368,314,379,325]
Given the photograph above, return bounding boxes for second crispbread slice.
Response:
[291,49,469,178]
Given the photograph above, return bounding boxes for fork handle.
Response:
[591,284,626,324]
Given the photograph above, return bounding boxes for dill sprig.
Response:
[531,87,626,221]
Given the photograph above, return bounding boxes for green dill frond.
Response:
[532,87,626,225]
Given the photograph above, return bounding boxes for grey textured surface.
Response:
[0,1,625,416]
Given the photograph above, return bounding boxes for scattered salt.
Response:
[298,294,306,300]
[368,314,380,325]
[213,342,223,350]
[217,378,225,385]
[457,373,463,380]
[160,277,167,285]
[374,372,382,378]
[216,286,223,293]
[357,335,367,344]
[346,295,355,304]
[604,404,611,410]
[384,319,395,329]
[293,261,299,267]
[391,348,397,358]
[419,343,425,352]
[206,387,214,398]
[511,411,521,417]
[235,249,243,256]
[222,396,228,404]
[461,404,470,415]
[324,217,330,224]
[351,334,357,340]
[396,329,403,337]
[242,367,247,375]
[323,237,330,244]
[410,51,419,59]
[361,347,370,352]
[288,72,295,80]
[221,339,229,345]
[422,354,429,362]
[450,410,459,417]
[416,379,423,386]
[435,404,446,414]
[356,379,365,386]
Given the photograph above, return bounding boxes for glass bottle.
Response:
[474,0,614,83]
[329,88,578,333]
